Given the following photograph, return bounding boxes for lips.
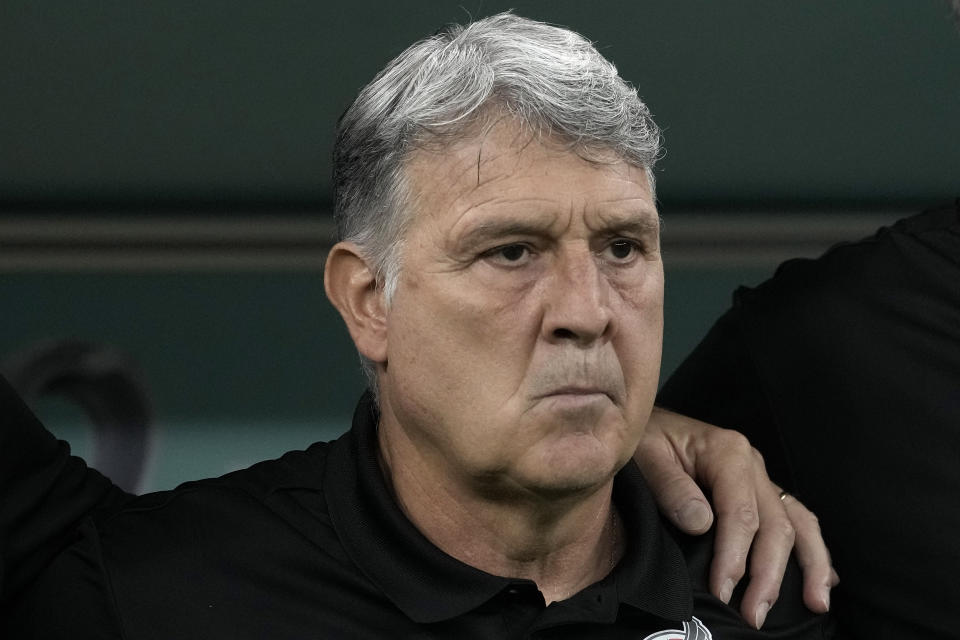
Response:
[535,385,618,405]
[544,386,608,397]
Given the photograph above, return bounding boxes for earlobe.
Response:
[324,242,389,364]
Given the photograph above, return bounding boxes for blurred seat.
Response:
[1,340,153,493]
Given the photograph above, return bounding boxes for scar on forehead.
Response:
[471,123,637,191]
[472,120,542,187]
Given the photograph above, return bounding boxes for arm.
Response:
[638,308,837,628]
[0,373,132,601]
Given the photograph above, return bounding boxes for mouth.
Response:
[546,385,607,396]
[537,386,615,405]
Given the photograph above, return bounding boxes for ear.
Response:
[324,242,388,364]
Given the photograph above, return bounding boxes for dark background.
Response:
[1,1,957,490]
[2,0,957,206]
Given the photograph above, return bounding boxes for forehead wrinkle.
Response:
[446,196,562,248]
[413,143,520,214]
[429,122,532,193]
[447,177,656,249]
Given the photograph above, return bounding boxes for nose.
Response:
[541,248,613,346]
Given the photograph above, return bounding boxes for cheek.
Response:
[614,268,664,388]
[389,273,537,386]
[432,269,539,341]
[615,258,664,319]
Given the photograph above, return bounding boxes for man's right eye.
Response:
[483,243,534,266]
[498,245,527,261]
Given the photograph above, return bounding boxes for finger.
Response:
[782,494,839,614]
[701,435,761,606]
[736,477,795,628]
[636,435,714,534]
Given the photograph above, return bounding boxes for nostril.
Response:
[552,328,577,340]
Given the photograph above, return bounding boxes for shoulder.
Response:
[614,465,833,638]
[735,203,960,317]
[723,203,960,378]
[4,441,348,638]
[672,528,835,639]
[96,440,337,563]
[177,439,332,501]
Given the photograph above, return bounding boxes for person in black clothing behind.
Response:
[3,13,834,639]
[656,5,960,638]
[657,203,960,639]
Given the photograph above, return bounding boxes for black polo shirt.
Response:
[5,394,832,639]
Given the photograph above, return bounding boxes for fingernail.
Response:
[718,578,734,604]
[755,602,770,629]
[820,587,830,611]
[677,501,711,531]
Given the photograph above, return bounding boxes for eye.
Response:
[603,239,640,262]
[498,244,528,262]
[482,243,535,267]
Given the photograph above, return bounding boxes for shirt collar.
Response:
[325,392,693,624]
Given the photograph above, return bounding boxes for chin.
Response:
[516,439,628,498]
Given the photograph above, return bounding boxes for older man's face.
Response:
[379,119,663,498]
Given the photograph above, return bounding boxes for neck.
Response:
[377,421,625,604]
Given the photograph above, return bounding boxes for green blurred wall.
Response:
[2,0,957,206]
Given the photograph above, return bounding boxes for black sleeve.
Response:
[0,373,132,602]
[656,302,795,490]
[2,518,124,639]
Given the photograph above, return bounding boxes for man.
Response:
[3,13,833,638]
[657,203,960,639]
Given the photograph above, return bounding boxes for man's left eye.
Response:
[605,239,638,261]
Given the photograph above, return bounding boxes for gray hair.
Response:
[333,12,662,390]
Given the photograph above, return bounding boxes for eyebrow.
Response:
[456,219,556,250]
[455,209,661,251]
[599,214,662,237]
